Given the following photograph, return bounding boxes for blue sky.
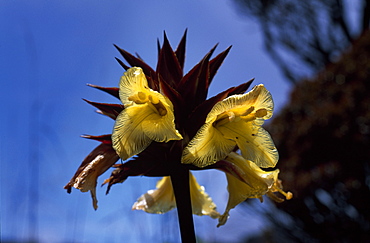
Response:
[1,1,291,242]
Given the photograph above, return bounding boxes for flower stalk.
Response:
[170,164,196,242]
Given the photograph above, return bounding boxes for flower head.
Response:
[65,31,290,236]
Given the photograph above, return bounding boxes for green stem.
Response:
[170,165,196,242]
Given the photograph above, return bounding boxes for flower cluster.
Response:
[64,31,291,227]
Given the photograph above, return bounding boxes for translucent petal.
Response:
[119,67,150,105]
[112,105,152,160]
[218,120,278,168]
[132,176,176,214]
[132,173,220,218]
[189,173,220,218]
[182,122,236,167]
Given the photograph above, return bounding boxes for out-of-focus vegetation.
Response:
[234,0,370,242]
[234,0,369,83]
[268,29,370,242]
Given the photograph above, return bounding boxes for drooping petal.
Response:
[189,173,220,218]
[64,143,119,210]
[132,173,220,218]
[181,122,236,167]
[217,152,279,227]
[132,176,176,214]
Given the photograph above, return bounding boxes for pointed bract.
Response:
[174,29,187,71]
[83,99,124,120]
[87,84,120,99]
[156,32,183,87]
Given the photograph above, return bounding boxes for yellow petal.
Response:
[206,84,273,123]
[112,98,182,160]
[218,120,278,168]
[112,105,153,160]
[132,173,220,218]
[181,122,236,167]
[141,94,183,142]
[217,152,279,227]
[119,67,151,106]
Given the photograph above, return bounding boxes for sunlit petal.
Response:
[206,84,273,123]
[112,105,152,160]
[181,122,236,167]
[218,120,278,168]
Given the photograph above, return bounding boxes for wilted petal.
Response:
[217,152,279,227]
[64,143,119,210]
[182,84,278,168]
[112,67,182,160]
[132,173,219,218]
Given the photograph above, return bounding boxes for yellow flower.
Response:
[132,173,220,219]
[217,152,292,227]
[112,67,183,160]
[182,84,278,168]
